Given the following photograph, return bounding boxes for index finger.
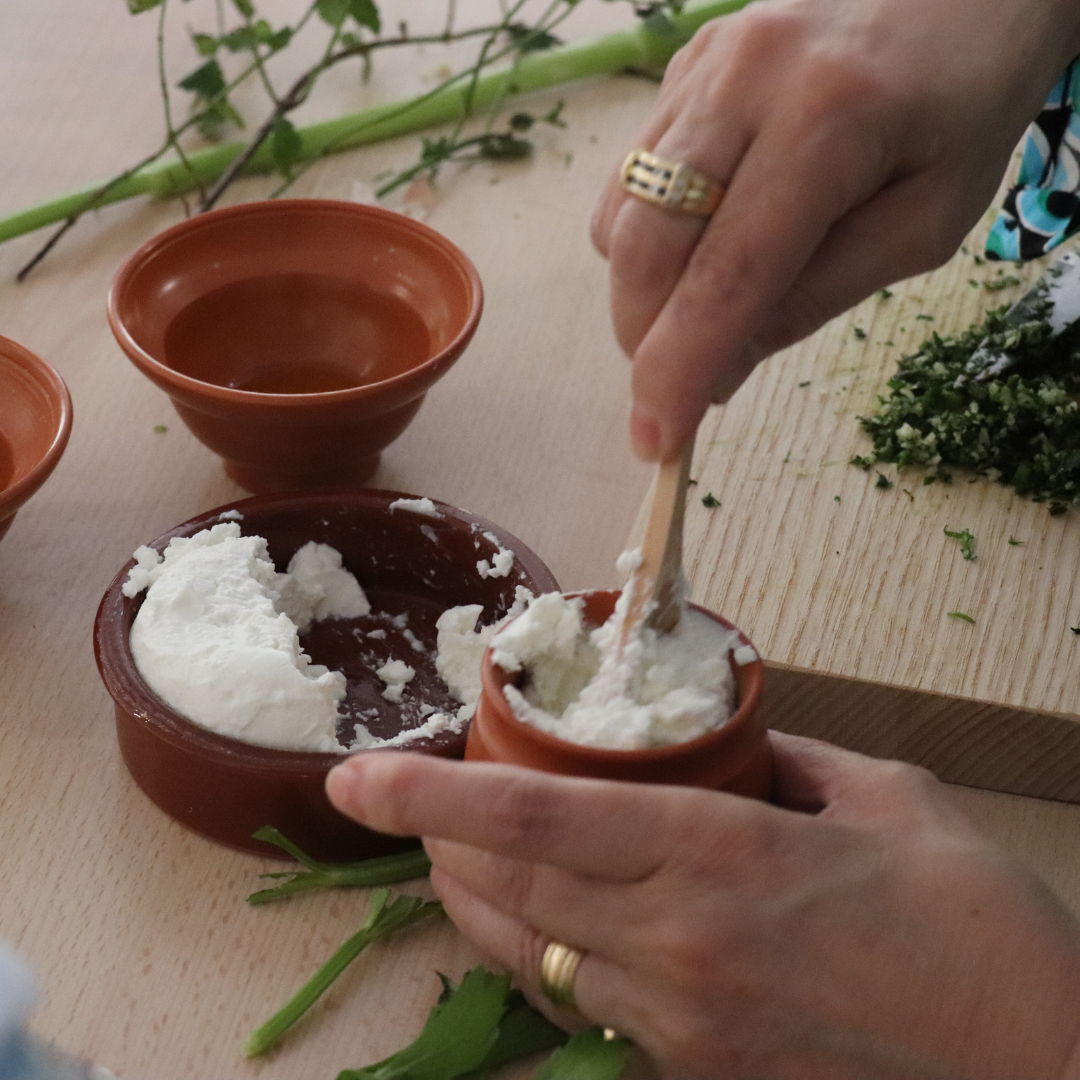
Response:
[326,752,749,881]
[632,103,884,458]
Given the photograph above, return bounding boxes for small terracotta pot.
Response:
[94,490,559,860]
[0,335,72,544]
[107,200,483,493]
[467,590,771,798]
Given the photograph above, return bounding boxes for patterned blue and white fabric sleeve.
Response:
[987,59,1080,261]
[0,945,111,1080]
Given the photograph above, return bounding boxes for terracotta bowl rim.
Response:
[105,199,484,409]
[93,488,560,775]
[479,588,765,763]
[0,335,73,515]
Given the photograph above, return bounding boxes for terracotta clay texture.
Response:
[467,590,771,797]
[94,490,558,860]
[0,335,72,544]
[107,200,483,493]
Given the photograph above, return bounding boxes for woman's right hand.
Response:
[590,0,1080,461]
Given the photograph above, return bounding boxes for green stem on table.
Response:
[0,0,750,246]
[246,826,431,904]
[243,889,443,1057]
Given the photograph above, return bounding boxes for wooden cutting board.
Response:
[681,206,1080,801]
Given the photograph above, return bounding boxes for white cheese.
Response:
[476,531,514,579]
[125,524,369,753]
[492,585,739,750]
[434,586,533,720]
[377,659,415,702]
[388,497,440,516]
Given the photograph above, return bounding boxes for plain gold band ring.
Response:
[620,148,725,216]
[540,941,586,1010]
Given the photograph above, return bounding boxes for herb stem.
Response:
[0,0,750,250]
[243,890,442,1057]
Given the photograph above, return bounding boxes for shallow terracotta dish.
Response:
[94,489,558,860]
[0,335,73,544]
[467,590,771,798]
[107,200,483,493]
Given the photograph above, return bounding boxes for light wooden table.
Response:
[2,3,1080,1078]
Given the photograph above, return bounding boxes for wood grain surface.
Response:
[2,3,1080,1079]
[682,213,1080,799]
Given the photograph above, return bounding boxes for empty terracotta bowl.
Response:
[0,335,72,544]
[94,489,558,860]
[107,200,483,493]
[467,591,771,798]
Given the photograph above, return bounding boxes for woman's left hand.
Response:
[327,732,1080,1080]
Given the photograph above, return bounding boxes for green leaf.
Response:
[317,0,350,28]
[337,967,511,1080]
[509,112,535,132]
[126,0,164,12]
[477,134,532,161]
[231,0,255,16]
[947,611,976,624]
[534,1028,632,1080]
[464,991,568,1076]
[270,117,304,175]
[178,58,226,99]
[506,23,563,52]
[349,0,381,33]
[190,31,219,56]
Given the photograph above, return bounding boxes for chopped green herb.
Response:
[687,478,698,486]
[1072,627,1080,635]
[851,302,1080,513]
[853,327,867,340]
[947,611,976,624]
[701,493,721,509]
[944,526,977,560]
[798,380,811,387]
[1008,537,1024,545]
[885,340,895,347]
[915,314,934,321]
[974,254,985,266]
[783,451,792,463]
[849,454,873,470]
[902,488,915,501]
[984,275,1022,292]
[833,495,841,503]
[875,472,893,490]
[153,423,168,433]
[968,279,980,287]
[877,288,893,300]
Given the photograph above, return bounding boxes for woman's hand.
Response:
[591,0,1080,460]
[328,733,1080,1080]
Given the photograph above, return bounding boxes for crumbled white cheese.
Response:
[366,628,386,640]
[493,589,739,750]
[402,628,426,652]
[388,497,440,517]
[218,509,244,521]
[351,709,463,749]
[377,659,415,701]
[476,531,515,579]
[733,644,758,666]
[276,541,370,633]
[434,586,534,720]
[125,524,368,753]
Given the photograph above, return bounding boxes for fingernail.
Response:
[630,408,661,461]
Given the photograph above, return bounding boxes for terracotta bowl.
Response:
[107,200,483,493]
[94,489,558,860]
[467,591,771,798]
[0,336,73,544]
